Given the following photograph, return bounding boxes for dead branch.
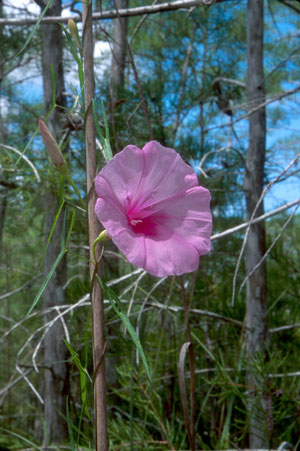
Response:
[0,0,225,26]
[211,198,300,241]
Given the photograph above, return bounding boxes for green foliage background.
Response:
[0,0,300,449]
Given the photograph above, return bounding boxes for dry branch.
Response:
[211,198,300,241]
[0,0,224,26]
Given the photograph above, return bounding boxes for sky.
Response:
[2,0,299,214]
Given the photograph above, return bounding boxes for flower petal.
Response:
[112,226,199,277]
[95,145,144,209]
[95,197,128,237]
[141,186,212,254]
[132,141,198,209]
[143,232,200,276]
[112,230,147,270]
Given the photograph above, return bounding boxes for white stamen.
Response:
[130,219,143,226]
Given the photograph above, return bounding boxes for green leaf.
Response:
[66,209,76,248]
[29,205,76,317]
[66,398,75,451]
[0,428,43,450]
[41,199,65,264]
[63,338,92,383]
[97,275,152,383]
[101,99,113,161]
[15,0,55,58]
[63,339,92,419]
[61,24,81,65]
[92,100,113,163]
[26,248,66,319]
[50,64,56,109]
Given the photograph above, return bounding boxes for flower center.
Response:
[130,219,143,226]
[128,212,157,237]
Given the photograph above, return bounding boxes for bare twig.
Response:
[0,273,42,301]
[1,144,41,183]
[129,0,158,44]
[172,35,195,141]
[147,301,244,327]
[211,198,300,241]
[231,153,300,304]
[0,0,225,26]
[126,41,154,139]
[204,84,300,133]
[238,203,299,296]
[270,324,300,333]
[211,77,246,89]
[0,368,33,405]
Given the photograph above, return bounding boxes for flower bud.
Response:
[68,18,81,50]
[97,230,111,242]
[68,18,76,34]
[39,119,69,176]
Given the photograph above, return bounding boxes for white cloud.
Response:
[94,40,111,59]
[4,0,73,18]
[0,96,10,117]
[4,0,40,17]
[3,0,112,106]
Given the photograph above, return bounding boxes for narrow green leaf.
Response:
[101,100,110,142]
[92,100,104,141]
[66,398,75,451]
[16,124,41,165]
[61,207,67,249]
[92,100,113,163]
[66,174,87,211]
[41,200,65,264]
[63,339,91,419]
[58,174,65,204]
[0,428,43,450]
[97,276,152,382]
[63,338,92,383]
[61,24,81,65]
[15,0,55,58]
[78,62,85,108]
[101,99,113,161]
[192,332,216,363]
[66,209,76,248]
[50,64,56,109]
[26,248,66,318]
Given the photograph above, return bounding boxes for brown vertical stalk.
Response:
[82,2,108,449]
[179,275,196,451]
[245,0,271,447]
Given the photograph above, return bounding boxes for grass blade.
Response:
[97,276,151,383]
[26,248,66,318]
[15,0,55,57]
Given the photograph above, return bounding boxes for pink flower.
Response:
[95,141,212,277]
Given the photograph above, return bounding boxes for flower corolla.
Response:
[95,141,212,277]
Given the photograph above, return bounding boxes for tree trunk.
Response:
[0,0,7,267]
[0,185,7,267]
[37,0,69,445]
[244,0,271,447]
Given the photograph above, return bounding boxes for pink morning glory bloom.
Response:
[95,141,212,277]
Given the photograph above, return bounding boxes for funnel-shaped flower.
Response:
[95,141,212,277]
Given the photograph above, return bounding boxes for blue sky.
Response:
[2,0,299,215]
